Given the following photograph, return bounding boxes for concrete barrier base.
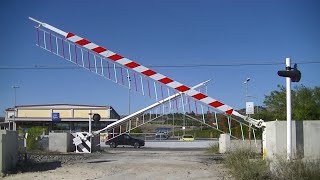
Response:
[0,130,18,174]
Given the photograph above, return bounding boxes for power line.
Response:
[0,61,319,69]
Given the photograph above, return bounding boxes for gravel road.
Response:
[3,148,231,180]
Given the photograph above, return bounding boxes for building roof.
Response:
[5,104,112,110]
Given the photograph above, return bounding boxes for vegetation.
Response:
[130,127,143,134]
[206,143,219,154]
[253,85,320,121]
[222,149,320,180]
[272,156,320,180]
[26,126,46,151]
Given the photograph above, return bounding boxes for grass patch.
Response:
[206,143,219,154]
[272,157,320,180]
[224,149,270,180]
[222,148,320,180]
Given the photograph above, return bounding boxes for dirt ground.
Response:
[3,149,231,180]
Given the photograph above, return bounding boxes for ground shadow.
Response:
[87,159,116,164]
[9,161,62,174]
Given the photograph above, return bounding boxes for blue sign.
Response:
[52,113,61,122]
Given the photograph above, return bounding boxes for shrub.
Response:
[271,157,320,180]
[224,149,271,180]
[26,126,44,151]
[223,148,320,180]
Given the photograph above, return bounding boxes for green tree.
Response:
[26,126,45,151]
[254,85,320,121]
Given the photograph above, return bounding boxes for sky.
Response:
[0,0,319,116]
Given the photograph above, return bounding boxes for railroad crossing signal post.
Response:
[277,57,301,160]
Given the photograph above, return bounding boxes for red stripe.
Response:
[192,93,207,100]
[125,62,140,69]
[142,69,157,76]
[92,46,107,53]
[108,54,123,61]
[159,77,173,84]
[225,109,233,115]
[209,101,224,108]
[175,85,190,92]
[66,32,75,38]
[76,39,91,46]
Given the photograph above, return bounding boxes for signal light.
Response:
[277,63,301,82]
[93,114,101,122]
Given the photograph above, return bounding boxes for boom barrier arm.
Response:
[94,80,210,135]
[29,17,265,128]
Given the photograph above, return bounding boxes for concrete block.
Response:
[219,134,230,153]
[49,132,74,153]
[0,130,18,173]
[265,120,320,160]
[303,121,320,159]
[230,140,262,153]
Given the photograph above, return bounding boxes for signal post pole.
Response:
[278,57,301,161]
[285,58,292,161]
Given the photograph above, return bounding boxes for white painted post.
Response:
[219,134,231,153]
[89,113,92,134]
[262,128,266,160]
[286,57,292,160]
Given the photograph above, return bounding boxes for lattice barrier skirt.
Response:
[72,132,91,153]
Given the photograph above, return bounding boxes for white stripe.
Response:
[200,97,216,104]
[185,89,198,97]
[117,58,131,65]
[167,81,182,89]
[133,65,148,73]
[68,35,82,43]
[83,139,91,147]
[215,104,230,112]
[83,42,98,50]
[150,73,165,81]
[100,50,115,58]
[78,144,89,153]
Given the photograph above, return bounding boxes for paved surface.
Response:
[101,139,219,149]
[4,149,231,180]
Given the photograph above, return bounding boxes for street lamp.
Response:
[12,86,20,131]
[244,78,250,98]
[243,78,253,146]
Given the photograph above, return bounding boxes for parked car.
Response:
[179,134,194,141]
[155,132,169,140]
[106,134,145,148]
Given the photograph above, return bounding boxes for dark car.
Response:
[155,132,169,140]
[106,134,145,148]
